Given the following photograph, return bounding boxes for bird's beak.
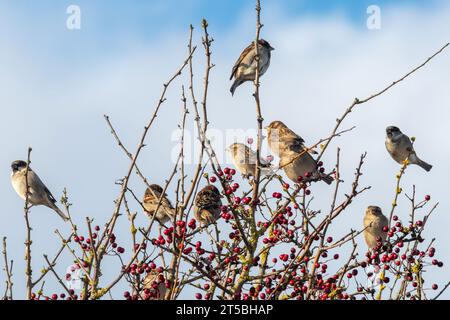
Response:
[270,46,275,51]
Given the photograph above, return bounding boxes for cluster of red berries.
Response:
[30,289,78,300]
[73,225,101,250]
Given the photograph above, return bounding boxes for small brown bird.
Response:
[266,121,316,157]
[230,39,274,95]
[142,270,167,300]
[266,121,333,185]
[227,143,274,179]
[143,184,176,224]
[363,206,389,250]
[10,160,69,222]
[194,185,222,225]
[385,126,432,172]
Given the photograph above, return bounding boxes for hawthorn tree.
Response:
[2,0,449,301]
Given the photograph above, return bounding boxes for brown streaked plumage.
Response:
[266,121,332,185]
[266,121,317,157]
[363,206,388,250]
[194,185,222,225]
[228,143,274,179]
[143,184,176,224]
[230,39,274,95]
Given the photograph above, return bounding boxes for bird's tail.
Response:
[230,80,242,96]
[417,159,433,172]
[410,154,433,172]
[50,204,70,222]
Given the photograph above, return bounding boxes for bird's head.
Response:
[265,121,287,143]
[386,126,401,138]
[259,39,275,51]
[227,143,247,156]
[204,185,222,198]
[366,206,383,217]
[265,120,286,131]
[11,160,27,173]
[145,184,164,197]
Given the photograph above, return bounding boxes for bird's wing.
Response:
[283,128,306,153]
[401,135,415,152]
[230,43,254,80]
[29,171,57,204]
[44,186,57,204]
[145,188,172,207]
[282,126,305,142]
[196,188,221,210]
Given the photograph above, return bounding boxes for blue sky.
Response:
[3,0,442,65]
[1,0,449,299]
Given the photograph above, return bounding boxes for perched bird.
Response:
[363,206,389,250]
[385,126,432,172]
[10,160,69,222]
[194,185,222,225]
[230,39,274,95]
[142,270,167,300]
[227,143,274,179]
[143,184,176,224]
[266,121,333,185]
[266,120,318,157]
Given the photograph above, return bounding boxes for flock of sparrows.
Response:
[10,39,433,252]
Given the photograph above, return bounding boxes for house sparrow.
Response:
[363,206,388,250]
[266,120,318,157]
[142,270,167,300]
[194,185,222,225]
[143,184,176,224]
[385,126,432,172]
[230,39,274,95]
[10,160,69,222]
[227,143,274,179]
[266,121,333,185]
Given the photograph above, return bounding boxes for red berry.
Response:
[425,195,431,201]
